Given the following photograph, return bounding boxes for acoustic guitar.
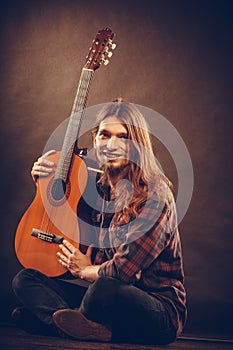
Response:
[15,28,116,277]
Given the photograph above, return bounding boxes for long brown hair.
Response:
[92,99,172,225]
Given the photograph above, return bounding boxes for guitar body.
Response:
[15,152,88,277]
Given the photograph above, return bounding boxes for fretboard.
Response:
[55,68,94,181]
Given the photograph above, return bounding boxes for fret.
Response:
[54,68,94,182]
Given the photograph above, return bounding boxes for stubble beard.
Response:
[101,161,131,180]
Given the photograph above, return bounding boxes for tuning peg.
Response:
[111,42,116,50]
[108,41,116,50]
[106,51,113,58]
[103,59,109,66]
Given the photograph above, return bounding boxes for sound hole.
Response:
[51,178,67,201]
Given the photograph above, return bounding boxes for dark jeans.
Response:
[12,268,176,344]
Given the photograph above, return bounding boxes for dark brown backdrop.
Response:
[0,0,232,341]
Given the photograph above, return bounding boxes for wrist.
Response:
[80,265,100,282]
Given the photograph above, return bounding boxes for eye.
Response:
[119,134,128,139]
[99,131,109,139]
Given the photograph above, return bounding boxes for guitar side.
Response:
[15,152,88,277]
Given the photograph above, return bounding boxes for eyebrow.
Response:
[98,128,128,136]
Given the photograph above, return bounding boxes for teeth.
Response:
[103,152,121,158]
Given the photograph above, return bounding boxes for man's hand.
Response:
[31,150,56,182]
[57,240,99,282]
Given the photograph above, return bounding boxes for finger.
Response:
[62,240,76,254]
[86,245,93,257]
[41,149,56,159]
[57,252,69,263]
[57,258,68,269]
[31,167,54,181]
[36,159,55,167]
[34,164,54,172]
[31,161,55,182]
[31,173,39,183]
[59,244,72,257]
[32,170,53,178]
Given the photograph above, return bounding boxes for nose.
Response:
[106,136,118,150]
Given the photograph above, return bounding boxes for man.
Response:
[12,99,187,344]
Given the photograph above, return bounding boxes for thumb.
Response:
[86,245,93,257]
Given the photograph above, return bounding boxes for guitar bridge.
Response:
[31,228,64,244]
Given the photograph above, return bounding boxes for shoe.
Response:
[53,309,112,342]
[11,306,52,335]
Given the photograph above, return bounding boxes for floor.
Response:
[0,325,233,350]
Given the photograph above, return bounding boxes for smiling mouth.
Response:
[103,151,122,159]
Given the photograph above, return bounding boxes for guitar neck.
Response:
[55,68,94,181]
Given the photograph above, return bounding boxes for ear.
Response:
[93,136,97,149]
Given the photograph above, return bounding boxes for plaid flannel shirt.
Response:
[92,184,187,336]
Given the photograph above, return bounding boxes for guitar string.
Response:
[41,68,92,235]
[40,69,94,241]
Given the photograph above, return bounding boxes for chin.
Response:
[107,161,121,168]
[105,161,130,174]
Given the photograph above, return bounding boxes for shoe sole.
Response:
[53,309,111,342]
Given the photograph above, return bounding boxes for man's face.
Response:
[94,115,130,170]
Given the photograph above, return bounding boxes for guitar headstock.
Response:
[84,27,116,71]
